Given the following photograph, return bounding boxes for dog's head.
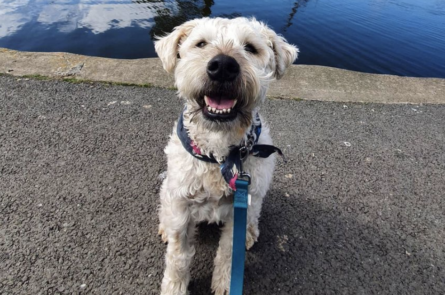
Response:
[155,17,298,129]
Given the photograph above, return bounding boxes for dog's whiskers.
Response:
[189,107,202,122]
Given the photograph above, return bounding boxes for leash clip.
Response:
[237,172,251,185]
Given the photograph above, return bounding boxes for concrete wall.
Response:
[1,48,444,104]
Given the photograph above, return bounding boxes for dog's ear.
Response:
[155,20,198,74]
[263,27,299,80]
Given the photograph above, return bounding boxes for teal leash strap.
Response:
[230,178,249,295]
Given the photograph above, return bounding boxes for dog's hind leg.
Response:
[246,222,259,250]
[245,192,264,250]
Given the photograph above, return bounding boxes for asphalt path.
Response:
[1,75,444,295]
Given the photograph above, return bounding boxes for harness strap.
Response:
[176,111,284,190]
[230,178,249,295]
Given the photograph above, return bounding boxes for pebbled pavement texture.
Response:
[1,75,444,294]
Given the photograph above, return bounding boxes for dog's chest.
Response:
[166,135,235,222]
[164,123,275,223]
[186,162,234,223]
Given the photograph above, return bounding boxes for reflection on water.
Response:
[146,0,214,39]
[1,0,152,37]
[283,0,309,32]
[0,0,217,39]
[0,0,444,78]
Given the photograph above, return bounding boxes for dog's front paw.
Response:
[211,262,230,295]
[161,278,189,295]
[158,224,168,244]
[213,287,229,295]
[211,282,229,295]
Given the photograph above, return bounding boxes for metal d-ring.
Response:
[239,135,254,162]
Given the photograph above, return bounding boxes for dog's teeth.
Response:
[223,109,227,113]
[232,99,238,107]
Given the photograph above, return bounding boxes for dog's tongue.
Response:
[205,95,235,110]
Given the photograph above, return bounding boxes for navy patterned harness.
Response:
[176,111,284,190]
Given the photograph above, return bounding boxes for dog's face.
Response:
[155,17,298,129]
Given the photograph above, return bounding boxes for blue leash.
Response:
[230,176,250,295]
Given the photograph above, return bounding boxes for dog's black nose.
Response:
[207,54,240,82]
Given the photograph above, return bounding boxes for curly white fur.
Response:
[155,17,298,295]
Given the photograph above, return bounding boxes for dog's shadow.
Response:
[188,187,439,295]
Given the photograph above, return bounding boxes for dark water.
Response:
[1,0,445,78]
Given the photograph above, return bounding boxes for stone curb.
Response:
[1,47,444,104]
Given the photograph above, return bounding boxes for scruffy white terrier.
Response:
[155,17,298,295]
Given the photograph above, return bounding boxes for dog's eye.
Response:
[196,41,207,48]
[244,44,257,54]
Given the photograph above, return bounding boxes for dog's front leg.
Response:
[211,220,233,295]
[160,197,196,295]
[161,221,196,295]
[211,193,265,294]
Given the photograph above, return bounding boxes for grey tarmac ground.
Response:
[1,74,445,295]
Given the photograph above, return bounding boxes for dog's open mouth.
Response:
[203,94,238,121]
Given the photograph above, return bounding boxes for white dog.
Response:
[155,17,298,295]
